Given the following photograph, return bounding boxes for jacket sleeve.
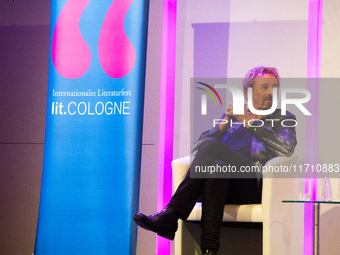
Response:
[247,112,297,157]
[191,118,226,155]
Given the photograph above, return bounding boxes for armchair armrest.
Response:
[262,152,299,254]
[171,156,192,192]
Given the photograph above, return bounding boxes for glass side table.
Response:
[282,200,340,255]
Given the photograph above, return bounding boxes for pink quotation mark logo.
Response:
[52,0,92,79]
[98,0,136,78]
[52,0,136,79]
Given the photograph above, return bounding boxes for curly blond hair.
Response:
[242,66,280,96]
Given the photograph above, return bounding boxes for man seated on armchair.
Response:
[133,66,297,255]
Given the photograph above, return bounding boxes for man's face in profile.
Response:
[249,73,279,110]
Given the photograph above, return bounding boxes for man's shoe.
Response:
[133,207,178,240]
[201,249,217,255]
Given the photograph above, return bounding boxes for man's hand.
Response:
[219,104,252,131]
[232,104,252,128]
[219,104,236,132]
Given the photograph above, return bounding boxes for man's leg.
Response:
[187,138,259,253]
[169,137,256,216]
[200,175,261,252]
[200,171,230,252]
[134,137,259,249]
[167,170,204,220]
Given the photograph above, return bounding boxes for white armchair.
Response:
[171,152,299,255]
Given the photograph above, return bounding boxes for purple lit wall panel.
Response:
[192,23,230,144]
[227,20,308,77]
[193,23,229,78]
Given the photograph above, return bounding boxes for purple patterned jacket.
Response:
[191,109,297,166]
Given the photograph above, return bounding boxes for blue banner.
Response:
[34,0,149,254]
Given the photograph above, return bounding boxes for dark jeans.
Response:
[168,137,262,251]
